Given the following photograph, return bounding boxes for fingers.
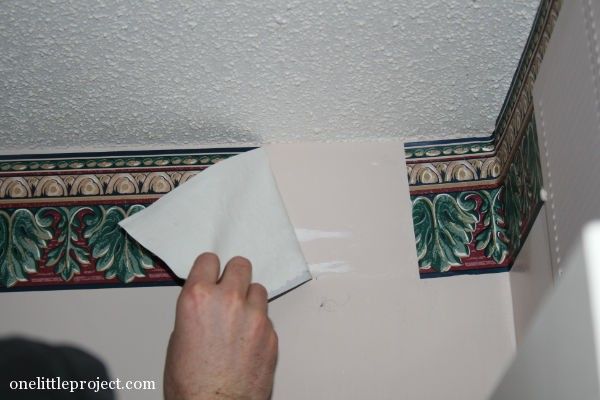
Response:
[247,283,268,313]
[184,254,261,305]
[219,256,252,297]
[185,252,221,287]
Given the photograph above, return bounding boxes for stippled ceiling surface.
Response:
[0,0,539,152]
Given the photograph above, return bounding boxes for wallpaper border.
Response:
[0,148,256,290]
[0,0,564,288]
[405,0,562,278]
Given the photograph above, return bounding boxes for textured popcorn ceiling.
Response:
[0,0,539,151]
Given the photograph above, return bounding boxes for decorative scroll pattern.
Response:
[0,171,202,199]
[407,157,502,186]
[0,149,249,290]
[413,112,544,277]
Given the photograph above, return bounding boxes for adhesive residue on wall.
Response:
[295,228,351,242]
[308,261,351,278]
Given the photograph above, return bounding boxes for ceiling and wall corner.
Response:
[0,0,539,152]
[406,0,561,277]
[0,0,557,288]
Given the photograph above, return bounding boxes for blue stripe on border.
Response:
[0,147,258,161]
[0,280,182,293]
[404,135,494,149]
[420,266,511,279]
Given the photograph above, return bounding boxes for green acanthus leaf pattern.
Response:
[412,194,478,272]
[504,116,542,255]
[35,207,92,281]
[85,205,155,282]
[0,209,52,287]
[462,189,509,264]
[504,156,524,254]
[522,118,543,216]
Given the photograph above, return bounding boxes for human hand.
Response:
[164,253,278,400]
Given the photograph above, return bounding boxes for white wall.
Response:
[492,223,600,400]
[507,0,600,347]
[509,206,554,343]
[0,142,516,400]
[494,0,600,393]
[534,0,600,280]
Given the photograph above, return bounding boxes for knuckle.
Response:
[249,284,268,305]
[252,283,268,297]
[180,282,212,309]
[223,289,245,307]
[195,252,219,265]
[249,312,271,334]
[229,256,252,268]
